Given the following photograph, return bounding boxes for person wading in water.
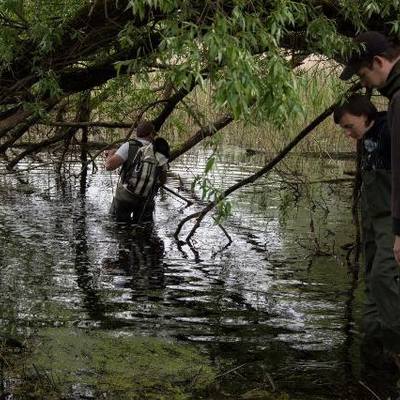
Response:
[105,121,169,224]
[334,94,400,397]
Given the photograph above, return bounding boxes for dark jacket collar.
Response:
[379,59,400,99]
[364,111,387,139]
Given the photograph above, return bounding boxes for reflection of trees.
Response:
[338,270,358,398]
[73,173,106,322]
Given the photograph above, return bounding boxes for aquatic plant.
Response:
[7,328,215,399]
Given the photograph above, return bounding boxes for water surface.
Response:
[0,147,369,399]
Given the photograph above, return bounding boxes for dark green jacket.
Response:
[361,112,391,172]
[361,112,392,220]
[379,59,400,234]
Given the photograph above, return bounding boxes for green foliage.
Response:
[31,70,63,98]
[192,171,233,224]
[30,21,63,54]
[155,2,308,122]
[2,0,400,123]
[0,26,19,69]
[215,198,232,224]
[2,0,400,170]
[127,0,178,18]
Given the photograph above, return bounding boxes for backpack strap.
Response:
[120,139,143,184]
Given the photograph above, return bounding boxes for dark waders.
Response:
[359,169,400,398]
[110,184,154,224]
[109,140,154,224]
[361,169,400,354]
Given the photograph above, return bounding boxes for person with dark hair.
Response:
[340,32,400,268]
[104,121,169,224]
[153,137,170,160]
[334,95,400,379]
[152,137,170,186]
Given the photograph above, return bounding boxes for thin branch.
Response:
[42,121,133,129]
[212,217,233,244]
[174,83,362,243]
[358,381,382,400]
[161,185,193,206]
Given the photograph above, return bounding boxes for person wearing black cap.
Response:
[334,95,400,379]
[340,32,400,268]
[340,33,400,385]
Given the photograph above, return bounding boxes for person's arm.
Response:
[390,93,400,264]
[105,153,124,171]
[104,143,128,171]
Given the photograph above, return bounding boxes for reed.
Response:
[160,60,387,156]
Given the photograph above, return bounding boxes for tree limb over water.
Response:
[0,1,395,156]
[0,1,396,239]
[174,83,361,243]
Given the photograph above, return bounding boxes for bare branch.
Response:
[175,83,362,243]
[42,121,133,129]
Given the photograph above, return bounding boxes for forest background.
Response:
[0,0,398,236]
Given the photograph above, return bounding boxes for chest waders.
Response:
[110,141,155,223]
[361,169,400,354]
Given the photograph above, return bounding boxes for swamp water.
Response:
[0,147,383,399]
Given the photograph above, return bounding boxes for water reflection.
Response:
[0,148,396,399]
[103,225,166,295]
[73,192,106,323]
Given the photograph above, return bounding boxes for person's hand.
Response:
[104,148,116,159]
[394,235,400,265]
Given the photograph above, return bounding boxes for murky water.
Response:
[0,147,378,399]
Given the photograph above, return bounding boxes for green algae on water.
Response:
[21,328,216,399]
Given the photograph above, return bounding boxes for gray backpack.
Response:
[124,142,160,198]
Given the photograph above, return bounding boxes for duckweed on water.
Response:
[4,328,292,399]
[15,328,215,399]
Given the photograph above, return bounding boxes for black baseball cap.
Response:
[340,31,392,81]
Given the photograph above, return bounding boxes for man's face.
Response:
[356,57,390,88]
[338,112,370,140]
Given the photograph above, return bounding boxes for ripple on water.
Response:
[0,150,363,399]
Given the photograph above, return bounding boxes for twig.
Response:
[42,121,133,128]
[358,381,382,400]
[215,363,248,379]
[161,185,193,206]
[212,217,232,244]
[265,372,276,392]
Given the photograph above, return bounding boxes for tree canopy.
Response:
[0,0,398,168]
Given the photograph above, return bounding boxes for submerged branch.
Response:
[161,185,193,206]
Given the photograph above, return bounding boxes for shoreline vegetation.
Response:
[14,64,387,169]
